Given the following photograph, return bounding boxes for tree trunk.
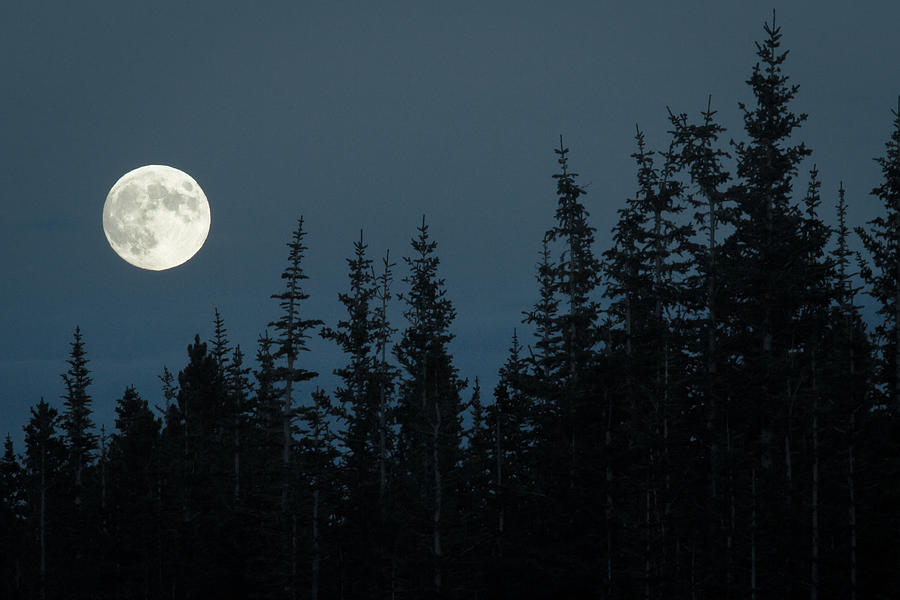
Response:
[100,425,107,510]
[282,375,293,513]
[726,409,735,594]
[848,433,857,600]
[811,397,819,600]
[495,395,504,541]
[291,514,298,600]
[233,414,240,504]
[378,372,387,520]
[312,487,320,600]
[645,486,652,600]
[378,289,389,519]
[606,390,614,598]
[432,393,443,594]
[40,447,46,600]
[896,94,900,413]
[751,468,757,600]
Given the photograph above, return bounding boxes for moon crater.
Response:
[103,165,210,270]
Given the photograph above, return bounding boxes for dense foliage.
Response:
[2,14,899,599]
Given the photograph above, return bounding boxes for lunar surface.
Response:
[102,165,210,270]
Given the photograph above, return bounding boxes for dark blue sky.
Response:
[2,1,899,448]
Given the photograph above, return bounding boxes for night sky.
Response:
[2,1,899,448]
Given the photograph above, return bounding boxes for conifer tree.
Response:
[0,434,25,598]
[668,98,734,594]
[820,183,873,599]
[372,250,399,521]
[108,386,161,598]
[171,335,238,597]
[855,97,900,594]
[23,399,66,600]
[270,216,323,515]
[485,331,536,596]
[544,138,603,501]
[321,231,377,485]
[521,239,562,489]
[211,307,231,376]
[60,327,96,498]
[320,231,394,597]
[297,387,341,600]
[721,12,813,596]
[59,326,99,597]
[269,216,323,599]
[522,139,604,595]
[245,332,290,599]
[227,344,252,504]
[603,126,695,597]
[394,216,467,597]
[857,98,900,411]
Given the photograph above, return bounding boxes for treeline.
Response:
[2,15,900,599]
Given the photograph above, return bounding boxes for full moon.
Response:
[102,165,211,270]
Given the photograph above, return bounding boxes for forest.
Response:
[2,15,900,600]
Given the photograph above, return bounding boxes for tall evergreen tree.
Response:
[483,331,536,597]
[543,137,603,507]
[0,434,25,599]
[394,216,467,598]
[167,335,239,597]
[108,386,161,598]
[270,215,322,514]
[227,344,252,505]
[59,327,99,599]
[297,387,341,600]
[720,12,815,596]
[269,215,323,599]
[320,231,396,598]
[60,327,96,499]
[521,138,605,595]
[668,97,735,596]
[857,97,900,410]
[855,97,900,594]
[602,126,695,597]
[22,399,66,600]
[818,183,873,598]
[244,332,290,599]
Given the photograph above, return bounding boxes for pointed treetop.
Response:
[555,135,570,177]
[211,307,231,373]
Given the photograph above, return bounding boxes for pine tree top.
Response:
[269,215,323,367]
[734,11,810,208]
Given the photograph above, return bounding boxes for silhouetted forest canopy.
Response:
[4,14,900,600]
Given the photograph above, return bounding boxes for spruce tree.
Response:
[269,215,323,599]
[269,216,322,514]
[667,98,734,595]
[108,386,161,598]
[393,216,466,597]
[245,332,289,599]
[602,126,695,597]
[486,331,536,597]
[60,327,96,498]
[0,435,25,599]
[522,138,604,595]
[297,387,341,600]
[22,399,66,600]
[227,344,252,504]
[172,335,236,597]
[721,12,814,596]
[320,230,392,597]
[855,97,900,594]
[856,98,900,411]
[59,326,99,598]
